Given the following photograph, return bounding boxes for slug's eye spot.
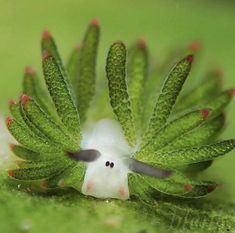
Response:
[105,161,110,167]
[110,162,114,168]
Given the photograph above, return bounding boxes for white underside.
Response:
[81,119,133,200]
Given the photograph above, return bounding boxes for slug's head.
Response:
[67,119,172,200]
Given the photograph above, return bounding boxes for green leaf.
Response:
[163,113,225,150]
[67,45,81,93]
[42,55,81,142]
[22,66,56,118]
[143,54,193,144]
[6,116,59,153]
[176,69,223,111]
[10,99,55,146]
[206,89,234,117]
[41,31,67,79]
[136,109,210,160]
[128,39,148,131]
[21,95,79,151]
[47,162,85,190]
[134,171,217,198]
[146,140,235,167]
[10,144,41,161]
[9,161,65,180]
[74,20,100,124]
[106,41,136,146]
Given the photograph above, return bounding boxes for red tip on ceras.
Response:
[137,38,146,49]
[228,88,235,97]
[201,108,210,120]
[9,143,15,151]
[190,40,201,53]
[5,116,13,126]
[8,170,15,177]
[90,18,100,27]
[20,94,31,105]
[207,184,217,193]
[184,183,193,192]
[8,99,16,106]
[40,180,48,189]
[25,66,35,75]
[186,54,194,63]
[42,30,51,40]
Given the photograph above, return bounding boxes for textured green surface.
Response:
[43,56,81,142]
[1,1,235,233]
[143,55,193,145]
[128,40,148,133]
[146,140,235,167]
[74,21,100,123]
[106,42,136,146]
[137,109,210,159]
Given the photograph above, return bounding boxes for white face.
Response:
[81,119,133,200]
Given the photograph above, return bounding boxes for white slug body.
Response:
[81,119,133,200]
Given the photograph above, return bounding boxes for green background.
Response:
[0,0,235,232]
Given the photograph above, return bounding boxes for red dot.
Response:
[137,38,146,48]
[201,108,210,119]
[228,88,235,97]
[184,183,193,192]
[40,180,48,189]
[90,18,99,27]
[9,143,15,150]
[5,116,13,126]
[8,170,15,177]
[8,99,16,106]
[42,30,51,40]
[20,94,31,105]
[186,54,193,63]
[190,41,201,52]
[207,185,216,193]
[25,66,35,75]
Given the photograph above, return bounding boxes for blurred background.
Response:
[0,0,235,228]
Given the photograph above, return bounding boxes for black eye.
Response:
[105,161,110,167]
[110,162,114,168]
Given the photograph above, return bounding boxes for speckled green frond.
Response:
[73,21,100,124]
[10,145,41,161]
[9,101,27,126]
[6,118,59,153]
[10,158,69,180]
[142,66,163,131]
[128,40,148,131]
[163,113,225,150]
[67,45,81,92]
[42,55,81,142]
[106,41,136,146]
[9,100,49,142]
[205,89,234,117]
[21,96,79,151]
[46,162,85,190]
[146,140,235,167]
[135,171,217,198]
[22,67,56,118]
[136,109,209,160]
[41,31,67,78]
[143,55,193,144]
[176,69,223,111]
